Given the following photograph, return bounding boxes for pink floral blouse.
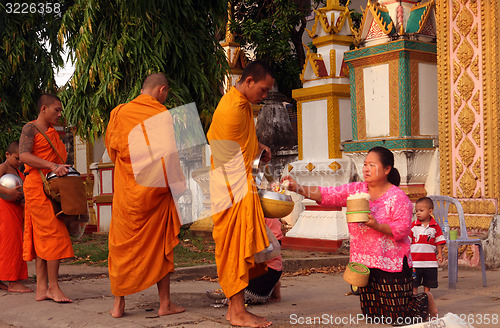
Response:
[318,182,413,272]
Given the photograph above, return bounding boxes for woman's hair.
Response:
[368,146,401,186]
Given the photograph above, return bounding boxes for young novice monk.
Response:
[0,142,32,293]
[410,197,446,295]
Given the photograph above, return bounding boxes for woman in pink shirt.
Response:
[283,147,437,323]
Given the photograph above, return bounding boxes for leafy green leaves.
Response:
[0,1,71,155]
[230,0,313,98]
[59,0,229,141]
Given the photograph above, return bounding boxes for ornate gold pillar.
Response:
[436,0,500,229]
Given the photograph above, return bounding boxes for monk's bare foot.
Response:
[226,299,232,321]
[229,309,272,328]
[0,282,8,290]
[35,286,49,301]
[7,281,34,293]
[110,296,125,318]
[47,286,72,303]
[158,301,185,316]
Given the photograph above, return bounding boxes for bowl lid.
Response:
[46,166,81,180]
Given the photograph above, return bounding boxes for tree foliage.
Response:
[0,2,71,156]
[230,0,324,98]
[59,0,229,141]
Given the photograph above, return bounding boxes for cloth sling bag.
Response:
[31,123,88,218]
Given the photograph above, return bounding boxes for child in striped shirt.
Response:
[410,197,446,295]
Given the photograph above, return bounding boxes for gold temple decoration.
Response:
[389,60,400,136]
[459,137,475,168]
[305,163,316,172]
[457,105,474,134]
[457,73,474,101]
[452,61,460,84]
[354,1,394,46]
[456,159,463,177]
[457,40,473,68]
[452,29,461,51]
[472,125,481,147]
[329,161,341,172]
[460,170,476,198]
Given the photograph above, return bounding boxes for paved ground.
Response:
[1,256,499,328]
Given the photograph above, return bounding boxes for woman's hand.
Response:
[363,214,378,230]
[363,214,394,237]
[280,176,322,202]
[281,176,299,193]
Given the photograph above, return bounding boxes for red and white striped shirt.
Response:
[410,217,446,268]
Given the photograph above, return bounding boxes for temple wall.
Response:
[436,0,500,230]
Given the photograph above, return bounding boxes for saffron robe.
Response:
[23,124,74,261]
[207,86,269,298]
[105,94,181,296]
[0,169,28,280]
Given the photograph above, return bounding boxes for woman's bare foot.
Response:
[46,286,72,303]
[7,281,34,293]
[110,296,125,318]
[158,301,185,316]
[269,281,281,302]
[0,282,8,290]
[229,309,272,328]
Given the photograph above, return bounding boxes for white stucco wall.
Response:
[74,135,88,174]
[363,64,390,137]
[339,97,353,141]
[418,62,439,135]
[302,99,329,160]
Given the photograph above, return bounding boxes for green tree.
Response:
[230,0,325,98]
[0,2,71,156]
[59,0,229,141]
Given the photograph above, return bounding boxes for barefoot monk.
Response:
[20,94,73,302]
[105,73,185,318]
[207,60,274,328]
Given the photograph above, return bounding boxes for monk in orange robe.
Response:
[105,73,185,318]
[20,94,73,302]
[0,142,32,293]
[207,61,275,328]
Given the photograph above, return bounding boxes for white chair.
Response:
[428,195,487,289]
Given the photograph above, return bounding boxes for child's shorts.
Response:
[413,267,438,288]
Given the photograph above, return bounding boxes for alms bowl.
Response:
[258,189,294,218]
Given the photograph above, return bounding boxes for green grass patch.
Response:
[174,228,216,267]
[65,228,215,268]
[68,233,109,267]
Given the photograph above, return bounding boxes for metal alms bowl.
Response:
[0,173,23,201]
[258,189,294,218]
[46,166,81,181]
[252,150,266,186]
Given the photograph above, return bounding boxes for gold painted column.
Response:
[436,0,500,229]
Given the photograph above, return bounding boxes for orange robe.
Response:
[105,94,181,296]
[0,169,28,280]
[23,124,74,261]
[207,86,269,298]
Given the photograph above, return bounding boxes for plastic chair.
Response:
[428,195,487,289]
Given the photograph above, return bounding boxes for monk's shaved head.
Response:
[6,141,19,155]
[142,73,169,91]
[240,60,275,83]
[37,94,61,113]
